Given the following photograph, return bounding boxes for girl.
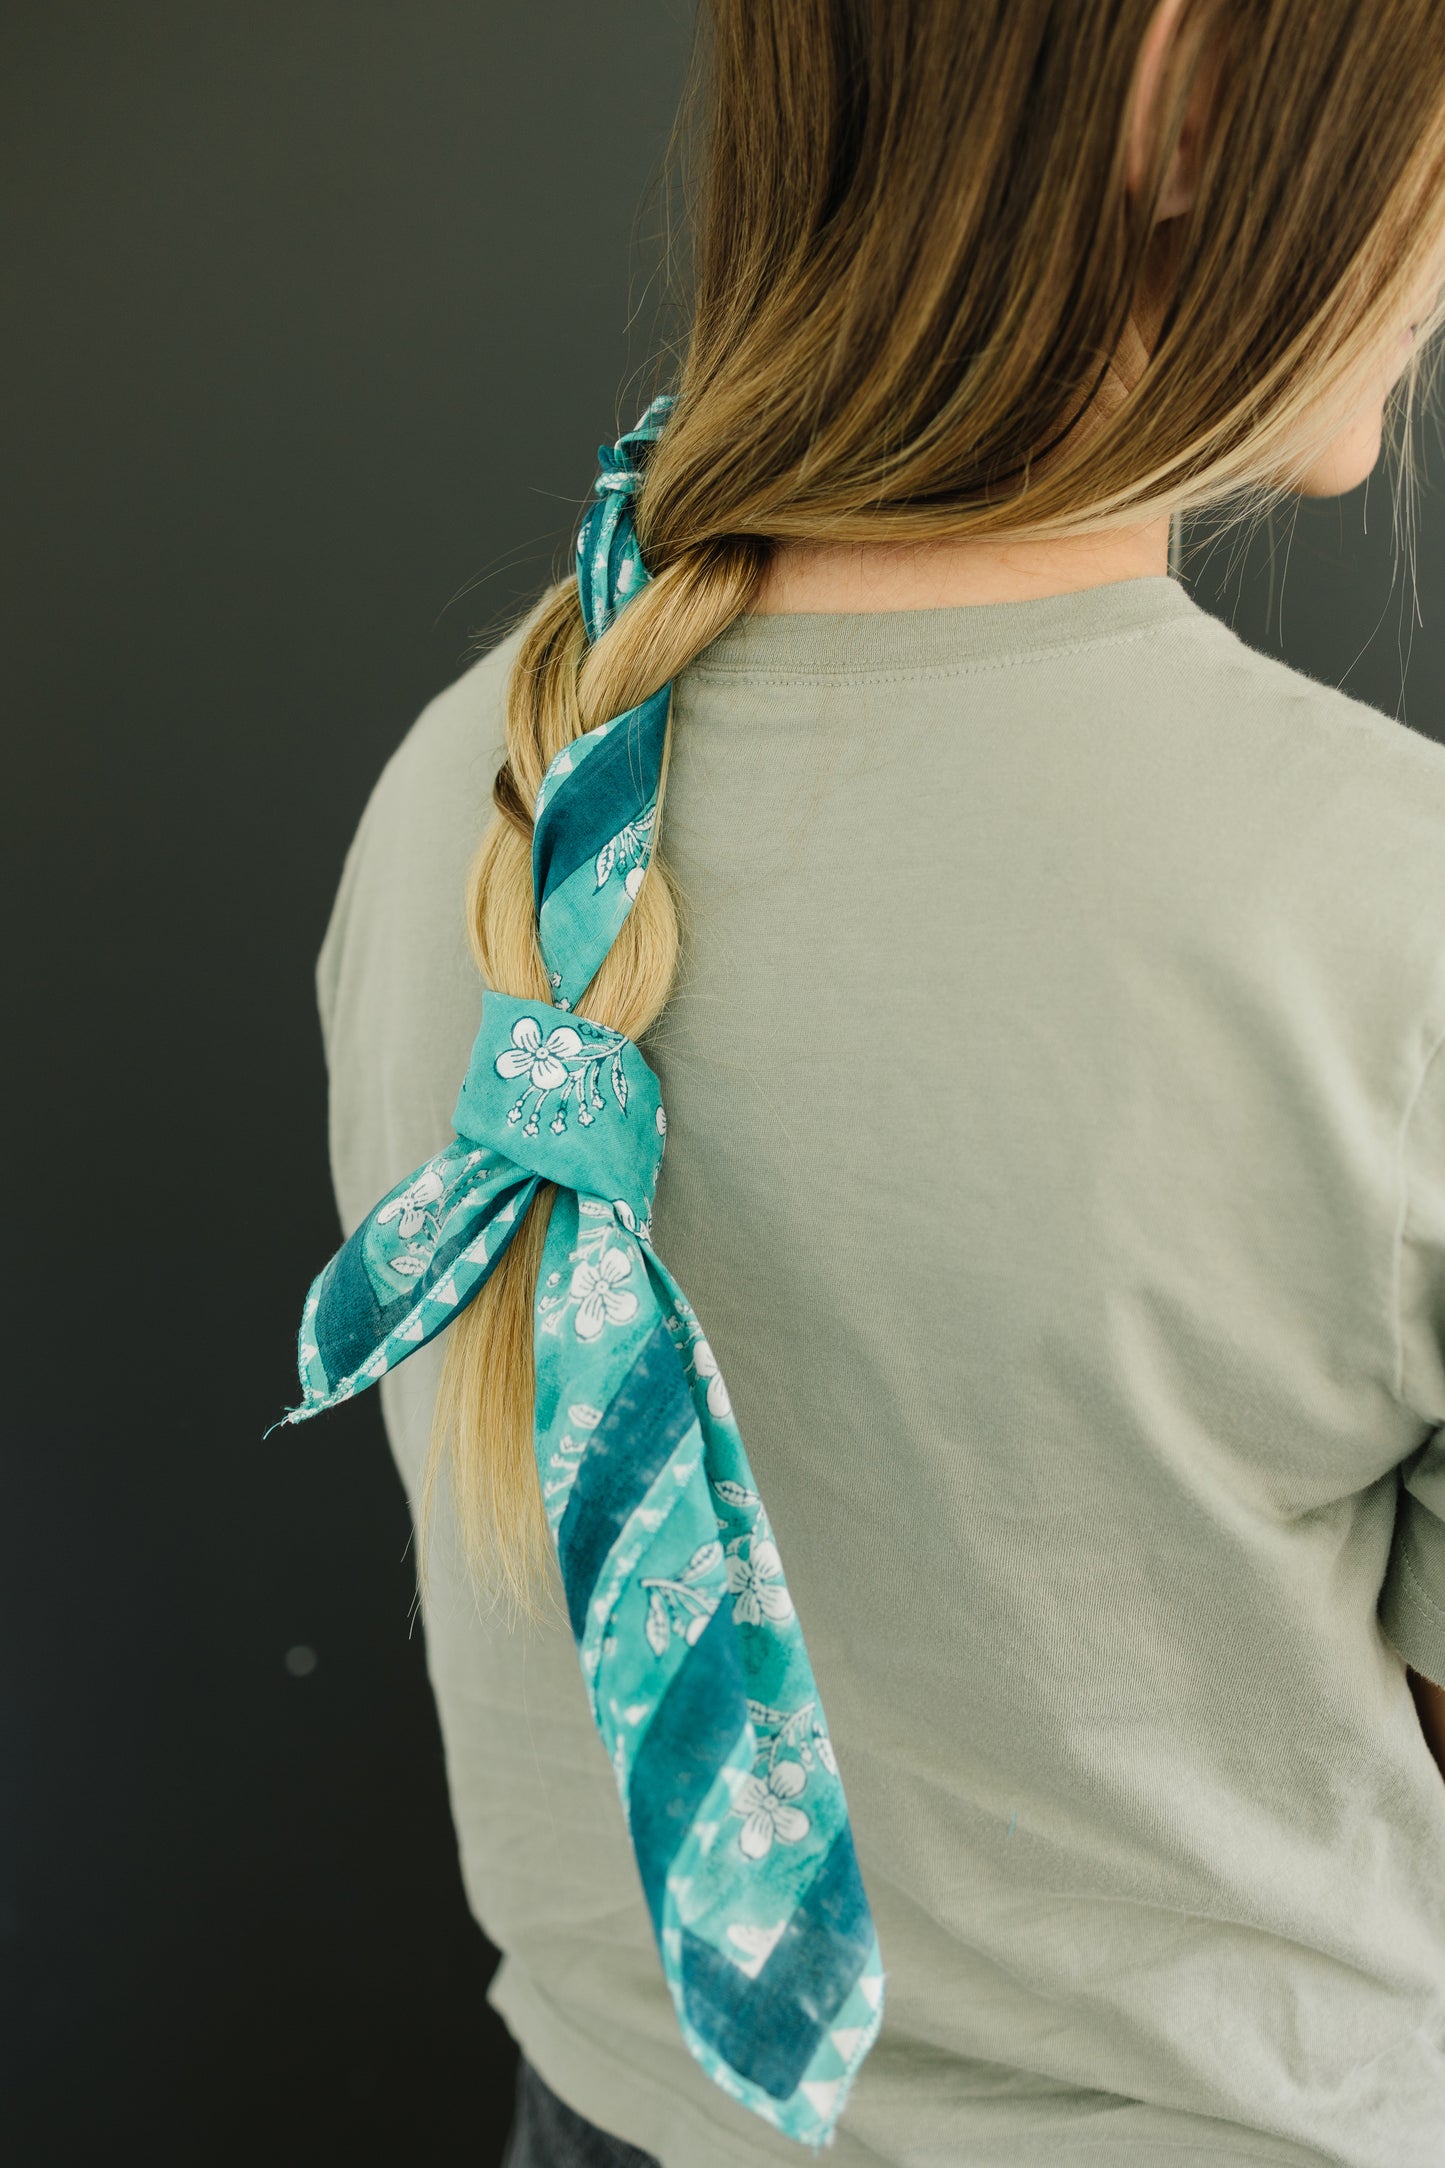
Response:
[301,2,1445,2161]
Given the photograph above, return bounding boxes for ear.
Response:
[1126,0,1216,222]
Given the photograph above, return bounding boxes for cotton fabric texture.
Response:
[317,571,1445,2167]
[286,404,884,2146]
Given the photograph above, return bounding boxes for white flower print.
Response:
[692,1337,731,1419]
[746,1696,836,1781]
[594,804,656,897]
[725,1538,795,1628]
[538,1219,644,1341]
[641,1539,723,1657]
[568,1247,639,1340]
[375,1163,447,1241]
[733,1760,810,1862]
[493,1012,630,1136]
[612,1197,653,1246]
[372,1152,488,1282]
[495,1015,583,1091]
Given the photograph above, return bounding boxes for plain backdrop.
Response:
[6,6,1445,2164]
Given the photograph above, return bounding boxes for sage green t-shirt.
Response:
[316,575,1445,2168]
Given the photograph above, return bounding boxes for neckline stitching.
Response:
[685,613,1218,685]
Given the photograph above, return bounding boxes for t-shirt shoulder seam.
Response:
[1177,622,1445,772]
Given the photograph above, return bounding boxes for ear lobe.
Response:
[1153,148,1198,225]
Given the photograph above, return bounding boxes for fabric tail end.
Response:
[263,1401,323,1440]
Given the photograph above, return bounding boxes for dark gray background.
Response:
[5,6,1443,2164]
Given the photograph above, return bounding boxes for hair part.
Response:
[422,0,1445,1624]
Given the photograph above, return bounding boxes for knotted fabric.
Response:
[281,394,885,2147]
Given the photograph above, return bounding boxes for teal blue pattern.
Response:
[282,395,885,2147]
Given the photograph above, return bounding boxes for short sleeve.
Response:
[1380,1012,1445,1686]
[311,637,515,1243]
[315,782,378,1071]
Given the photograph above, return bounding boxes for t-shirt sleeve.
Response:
[315,783,375,1079]
[1380,1010,1445,1687]
[311,637,516,1243]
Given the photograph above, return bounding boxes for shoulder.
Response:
[1169,597,1445,802]
[320,619,523,991]
[362,618,523,864]
[1157,602,1445,969]
[316,620,526,1214]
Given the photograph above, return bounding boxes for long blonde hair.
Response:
[424,0,1445,1623]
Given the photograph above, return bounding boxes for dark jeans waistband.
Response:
[500,2053,664,2168]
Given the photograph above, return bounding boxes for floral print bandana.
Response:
[280,394,885,2148]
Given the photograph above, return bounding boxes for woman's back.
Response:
[319,572,1445,2166]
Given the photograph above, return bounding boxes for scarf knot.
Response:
[453,990,665,1243]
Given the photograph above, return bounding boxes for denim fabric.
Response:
[499,2055,662,2168]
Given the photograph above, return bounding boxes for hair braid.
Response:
[421,526,767,1619]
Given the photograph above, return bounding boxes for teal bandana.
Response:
[281,395,885,2147]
